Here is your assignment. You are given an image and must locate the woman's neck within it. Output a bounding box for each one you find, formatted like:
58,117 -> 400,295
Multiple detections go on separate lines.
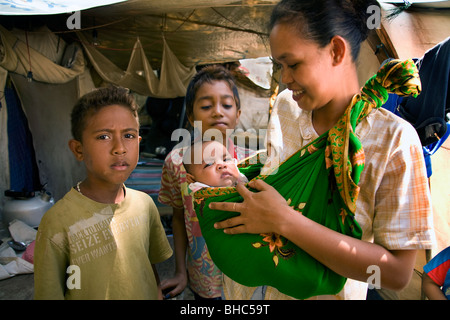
312,66 -> 360,135
311,93 -> 354,135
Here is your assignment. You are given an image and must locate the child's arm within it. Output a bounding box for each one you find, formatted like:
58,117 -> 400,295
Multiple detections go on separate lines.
422,272 -> 447,300
160,207 -> 188,298
152,264 -> 163,300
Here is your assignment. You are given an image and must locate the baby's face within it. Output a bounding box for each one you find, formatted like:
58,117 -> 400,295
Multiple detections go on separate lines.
190,141 -> 240,187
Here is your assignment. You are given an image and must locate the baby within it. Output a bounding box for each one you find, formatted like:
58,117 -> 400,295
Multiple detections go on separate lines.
183,140 -> 248,192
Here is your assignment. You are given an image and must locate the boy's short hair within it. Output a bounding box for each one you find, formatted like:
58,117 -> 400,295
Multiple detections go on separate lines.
71,85 -> 139,142
185,65 -> 241,120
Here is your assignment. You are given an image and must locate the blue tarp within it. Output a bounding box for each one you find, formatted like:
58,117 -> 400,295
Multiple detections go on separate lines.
5,84 -> 40,192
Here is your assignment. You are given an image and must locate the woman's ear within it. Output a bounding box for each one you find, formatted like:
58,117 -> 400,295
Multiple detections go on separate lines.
68,139 -> 84,161
330,35 -> 347,66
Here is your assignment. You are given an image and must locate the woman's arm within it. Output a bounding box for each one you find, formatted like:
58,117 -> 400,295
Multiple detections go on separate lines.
211,180 -> 416,291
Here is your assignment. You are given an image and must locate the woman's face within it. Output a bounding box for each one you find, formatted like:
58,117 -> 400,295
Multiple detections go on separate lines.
269,23 -> 337,112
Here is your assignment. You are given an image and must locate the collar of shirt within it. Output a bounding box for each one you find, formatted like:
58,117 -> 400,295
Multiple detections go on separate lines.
298,110 -> 318,143
297,107 -> 375,144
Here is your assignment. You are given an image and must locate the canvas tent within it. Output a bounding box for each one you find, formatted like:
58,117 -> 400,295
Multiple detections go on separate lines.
0,0 -> 280,200
0,0 -> 449,277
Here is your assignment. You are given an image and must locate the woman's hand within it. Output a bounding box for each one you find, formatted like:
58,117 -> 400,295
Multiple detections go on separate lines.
211,180 -> 418,291
210,179 -> 293,235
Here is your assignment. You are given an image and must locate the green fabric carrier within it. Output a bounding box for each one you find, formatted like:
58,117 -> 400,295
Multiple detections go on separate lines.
192,60 -> 421,299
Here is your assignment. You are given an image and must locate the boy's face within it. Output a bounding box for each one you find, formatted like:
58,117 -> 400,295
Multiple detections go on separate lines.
188,141 -> 240,187
69,104 -> 141,188
188,80 -> 241,139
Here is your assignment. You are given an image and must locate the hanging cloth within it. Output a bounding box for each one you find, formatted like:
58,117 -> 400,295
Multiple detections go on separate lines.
0,25 -> 85,84
77,32 -> 196,98
190,59 -> 421,299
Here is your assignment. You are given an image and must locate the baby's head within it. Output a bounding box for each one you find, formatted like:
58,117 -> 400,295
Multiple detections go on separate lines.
183,140 -> 241,187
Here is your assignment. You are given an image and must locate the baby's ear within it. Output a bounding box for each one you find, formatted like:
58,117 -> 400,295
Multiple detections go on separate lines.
186,173 -> 196,184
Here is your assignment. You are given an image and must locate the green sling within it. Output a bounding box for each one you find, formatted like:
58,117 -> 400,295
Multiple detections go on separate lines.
191,59 -> 421,299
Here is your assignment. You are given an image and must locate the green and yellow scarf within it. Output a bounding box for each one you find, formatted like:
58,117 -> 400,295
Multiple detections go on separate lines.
192,59 -> 421,299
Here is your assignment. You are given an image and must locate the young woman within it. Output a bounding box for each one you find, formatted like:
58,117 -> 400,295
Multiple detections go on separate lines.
211,0 -> 434,300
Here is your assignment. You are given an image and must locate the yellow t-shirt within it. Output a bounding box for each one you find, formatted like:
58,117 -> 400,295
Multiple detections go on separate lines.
34,186 -> 172,300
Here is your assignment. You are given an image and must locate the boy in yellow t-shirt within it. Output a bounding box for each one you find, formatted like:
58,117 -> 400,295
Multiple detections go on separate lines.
34,86 -> 172,299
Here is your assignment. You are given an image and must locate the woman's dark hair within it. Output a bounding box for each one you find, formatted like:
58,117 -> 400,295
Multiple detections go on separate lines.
71,85 -> 139,141
185,65 -> 240,120
269,0 -> 380,61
